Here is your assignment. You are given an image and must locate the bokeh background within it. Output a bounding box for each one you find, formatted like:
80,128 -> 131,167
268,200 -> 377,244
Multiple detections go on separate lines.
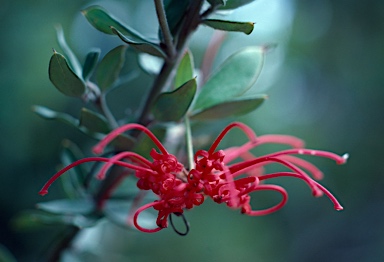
1,0 -> 383,261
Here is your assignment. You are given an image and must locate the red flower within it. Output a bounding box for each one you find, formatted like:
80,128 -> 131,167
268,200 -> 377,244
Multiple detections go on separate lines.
39,122 -> 347,233
39,124 -> 202,233
188,122 -> 348,215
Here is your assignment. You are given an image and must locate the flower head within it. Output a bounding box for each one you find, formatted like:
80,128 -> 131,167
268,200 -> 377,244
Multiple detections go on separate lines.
191,122 -> 348,214
39,122 -> 347,234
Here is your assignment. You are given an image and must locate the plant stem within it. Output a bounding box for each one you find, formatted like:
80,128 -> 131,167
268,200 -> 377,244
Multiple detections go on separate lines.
184,116 -> 195,170
47,1 -> 205,259
99,93 -> 119,129
175,0 -> 204,50
154,0 -> 176,58
91,79 -> 119,129
137,0 -> 204,126
137,60 -> 176,126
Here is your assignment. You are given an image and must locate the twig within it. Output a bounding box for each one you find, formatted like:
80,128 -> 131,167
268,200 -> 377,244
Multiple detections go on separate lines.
99,93 -> 119,129
184,116 -> 195,170
154,0 -> 176,58
46,0 -> 206,259
137,0 -> 204,126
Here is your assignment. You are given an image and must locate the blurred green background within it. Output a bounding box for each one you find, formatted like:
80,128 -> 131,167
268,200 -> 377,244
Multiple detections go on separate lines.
1,0 -> 383,261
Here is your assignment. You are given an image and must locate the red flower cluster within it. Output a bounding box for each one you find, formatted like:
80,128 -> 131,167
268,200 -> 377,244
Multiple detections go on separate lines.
39,122 -> 348,233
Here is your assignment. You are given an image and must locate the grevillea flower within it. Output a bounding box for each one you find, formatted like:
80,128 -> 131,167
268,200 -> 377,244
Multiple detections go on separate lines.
189,122 -> 348,216
39,124 -> 201,233
39,122 -> 347,233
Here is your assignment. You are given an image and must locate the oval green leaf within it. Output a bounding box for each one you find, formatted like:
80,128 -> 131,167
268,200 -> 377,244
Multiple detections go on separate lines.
96,45 -> 127,91
12,210 -> 61,230
203,19 -> 254,35
83,49 -> 100,80
104,200 -> 156,229
133,126 -> 166,158
13,210 -> 98,230
152,78 -> 197,122
36,199 -> 94,215
111,27 -> 166,58
79,108 -> 110,134
33,105 -> 105,140
110,134 -> 136,152
193,46 -> 264,111
174,50 -> 194,89
33,105 -> 79,126
82,5 -> 146,42
191,94 -> 267,120
55,25 -> 83,77
49,51 -> 86,97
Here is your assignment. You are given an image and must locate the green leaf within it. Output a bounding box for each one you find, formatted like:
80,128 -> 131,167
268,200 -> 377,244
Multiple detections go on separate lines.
111,27 -> 166,58
49,51 -> 86,97
203,19 -> 254,35
55,25 -> 83,77
13,210 -> 98,229
174,50 -> 194,89
109,71 -> 140,89
12,211 -> 48,231
32,105 -> 104,140
104,199 -> 156,230
193,46 -> 264,111
83,49 -> 100,80
60,140 -> 87,199
133,126 -> 166,158
82,5 -> 146,42
96,45 -> 127,91
110,134 -> 136,152
218,0 -> 256,10
33,105 -> 79,126
79,108 -> 110,134
191,94 -> 267,120
153,78 -> 197,122
36,199 -> 94,215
